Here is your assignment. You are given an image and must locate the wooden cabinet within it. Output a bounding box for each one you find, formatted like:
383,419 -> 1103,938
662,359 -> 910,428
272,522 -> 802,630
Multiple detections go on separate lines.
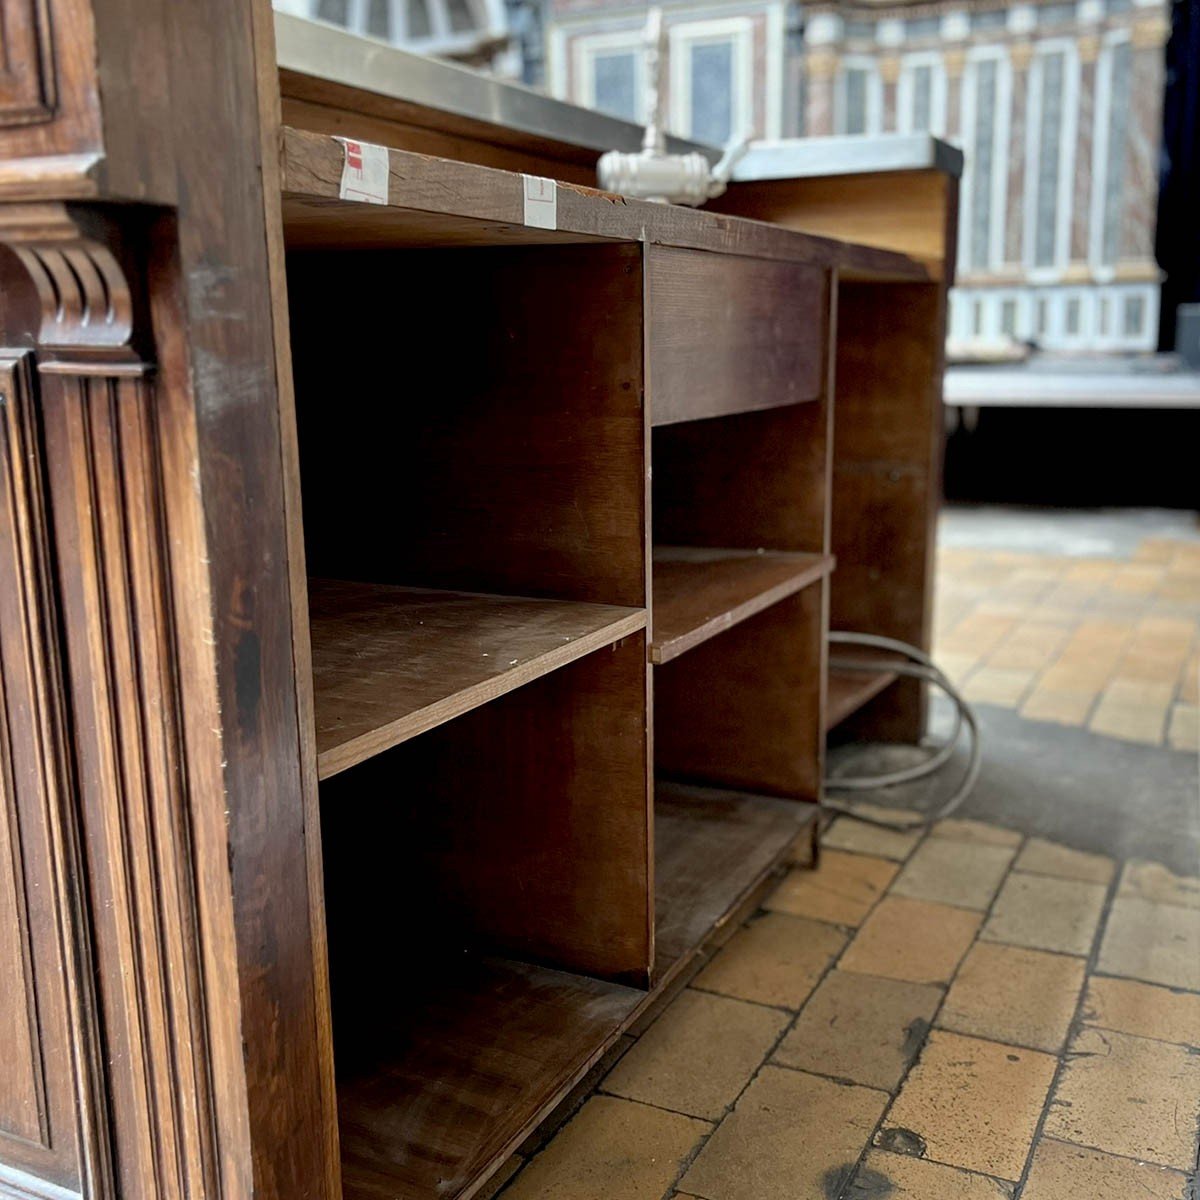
0,6 -> 954,1200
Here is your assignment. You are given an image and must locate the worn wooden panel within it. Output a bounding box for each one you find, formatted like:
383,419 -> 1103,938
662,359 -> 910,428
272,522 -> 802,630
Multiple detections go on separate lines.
320,631 -> 652,984
309,578 -> 645,778
647,246 -> 826,425
290,242 -> 648,608
334,957 -> 640,1200
654,783 -> 813,982
651,546 -> 832,664
830,281 -> 946,742
653,397 -> 831,557
655,587 -> 825,800
714,170 -> 957,281
0,353 -> 100,1198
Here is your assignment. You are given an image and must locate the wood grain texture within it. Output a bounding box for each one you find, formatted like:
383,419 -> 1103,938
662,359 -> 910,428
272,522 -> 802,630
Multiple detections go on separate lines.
830,281 -> 946,742
290,243 -> 647,608
651,546 -> 832,664
320,630 -> 653,985
652,393 -> 832,558
713,169 -> 957,281
654,782 -> 815,983
310,578 -> 645,778
655,587 -> 825,800
280,90 -> 600,185
280,126 -> 928,280
0,352 -> 102,1199
334,958 -> 641,1200
646,247 -> 825,425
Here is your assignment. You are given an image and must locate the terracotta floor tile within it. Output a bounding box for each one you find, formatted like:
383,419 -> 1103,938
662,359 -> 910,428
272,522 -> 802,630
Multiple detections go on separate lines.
693,912 -> 845,1010
1179,657 -> 1199,704
504,1095 -> 709,1200
1019,686 -> 1095,727
934,650 -> 981,684
1022,1139 -> 1189,1200
602,989 -> 786,1120
821,810 -> 923,862
1120,859 -> 1200,909
891,836 -> 1016,911
1088,698 -> 1169,745
847,1150 -> 1013,1198
930,818 -> 1022,848
1083,975 -> 1200,1046
939,942 -> 1085,1052
1097,895 -> 1200,991
982,873 -> 1106,956
878,1031 -> 1056,1180
679,1066 -> 886,1200
1045,1026 -> 1200,1168
840,896 -> 981,985
1167,703 -> 1199,750
765,849 -> 897,927
1012,837 -> 1115,884
964,667 -> 1036,706
774,970 -> 941,1090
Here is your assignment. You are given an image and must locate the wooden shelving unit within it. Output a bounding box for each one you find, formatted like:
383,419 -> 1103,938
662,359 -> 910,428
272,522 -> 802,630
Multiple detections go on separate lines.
0,12 -> 955,1200
309,579 -> 644,778
651,547 -> 833,665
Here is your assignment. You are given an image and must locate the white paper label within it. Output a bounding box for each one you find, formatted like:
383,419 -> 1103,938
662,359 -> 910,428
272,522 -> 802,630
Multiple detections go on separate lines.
336,138 -> 389,205
522,174 -> 557,229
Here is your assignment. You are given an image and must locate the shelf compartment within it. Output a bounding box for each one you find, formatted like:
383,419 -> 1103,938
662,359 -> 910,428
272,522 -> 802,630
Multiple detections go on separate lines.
651,546 -> 833,665
336,957 -> 641,1200
655,781 -> 817,984
310,578 -> 645,779
826,643 -> 904,731
331,783 -> 813,1200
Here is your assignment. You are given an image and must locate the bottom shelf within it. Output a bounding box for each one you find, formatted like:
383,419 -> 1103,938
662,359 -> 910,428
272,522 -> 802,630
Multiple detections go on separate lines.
826,644 -> 904,731
336,785 -> 817,1200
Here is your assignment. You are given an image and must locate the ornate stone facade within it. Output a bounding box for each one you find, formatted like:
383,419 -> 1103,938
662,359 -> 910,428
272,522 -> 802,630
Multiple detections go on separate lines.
543,0 -> 1169,352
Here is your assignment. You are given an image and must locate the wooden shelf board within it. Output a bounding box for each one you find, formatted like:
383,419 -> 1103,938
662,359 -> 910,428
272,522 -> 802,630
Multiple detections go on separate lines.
310,579 -> 645,779
654,781 -> 816,983
651,547 -> 833,665
337,957 -> 641,1200
826,644 -> 904,731
333,784 -> 815,1200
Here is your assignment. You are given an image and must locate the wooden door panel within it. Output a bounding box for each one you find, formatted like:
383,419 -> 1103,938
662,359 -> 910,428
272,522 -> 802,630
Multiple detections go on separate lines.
0,351 -> 95,1198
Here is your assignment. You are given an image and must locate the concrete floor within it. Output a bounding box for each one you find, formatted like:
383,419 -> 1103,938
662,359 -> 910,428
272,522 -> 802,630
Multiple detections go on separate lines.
490,507 -> 1200,1200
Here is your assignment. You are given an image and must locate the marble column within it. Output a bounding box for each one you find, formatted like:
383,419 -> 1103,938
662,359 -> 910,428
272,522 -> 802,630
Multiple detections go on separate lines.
1006,40 -> 1032,268
1122,12 -> 1169,263
1072,34 -> 1099,264
804,49 -> 838,136
880,53 -> 900,132
943,47 -> 965,143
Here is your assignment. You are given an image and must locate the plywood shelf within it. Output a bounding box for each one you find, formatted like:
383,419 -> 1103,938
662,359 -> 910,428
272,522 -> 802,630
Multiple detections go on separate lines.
337,957 -> 641,1200
826,644 -> 904,731
310,579 -> 645,779
333,782 -> 814,1200
654,781 -> 816,982
651,547 -> 833,665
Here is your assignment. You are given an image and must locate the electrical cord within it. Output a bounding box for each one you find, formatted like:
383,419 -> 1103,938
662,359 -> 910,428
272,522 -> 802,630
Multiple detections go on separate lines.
824,631 -> 982,831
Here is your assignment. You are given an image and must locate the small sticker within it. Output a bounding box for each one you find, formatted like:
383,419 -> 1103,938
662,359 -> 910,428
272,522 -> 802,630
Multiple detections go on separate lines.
336,138 -> 389,205
523,174 -> 557,230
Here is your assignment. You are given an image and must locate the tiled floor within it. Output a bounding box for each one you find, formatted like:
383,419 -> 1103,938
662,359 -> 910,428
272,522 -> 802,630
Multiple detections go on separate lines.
935,534 -> 1200,749
495,819 -> 1200,1200
489,512 -> 1200,1199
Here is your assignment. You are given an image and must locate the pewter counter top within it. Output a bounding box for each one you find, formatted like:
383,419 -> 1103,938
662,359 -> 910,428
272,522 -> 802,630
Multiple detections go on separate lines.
733,135 -> 962,181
